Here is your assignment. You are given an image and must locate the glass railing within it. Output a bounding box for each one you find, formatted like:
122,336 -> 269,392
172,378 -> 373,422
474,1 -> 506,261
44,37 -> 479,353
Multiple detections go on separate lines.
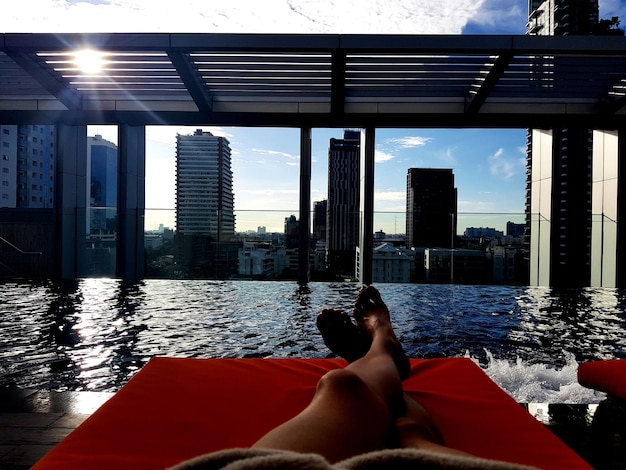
141,209 -> 527,284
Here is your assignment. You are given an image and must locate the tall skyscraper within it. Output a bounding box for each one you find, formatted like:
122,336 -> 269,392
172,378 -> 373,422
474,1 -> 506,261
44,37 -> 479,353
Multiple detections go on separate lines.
313,199 -> 327,243
85,134 -> 118,276
87,134 -> 117,235
525,0 -> 601,287
175,129 -> 235,238
326,130 -> 360,275
406,168 -> 457,249
0,125 -> 55,209
175,129 -> 236,277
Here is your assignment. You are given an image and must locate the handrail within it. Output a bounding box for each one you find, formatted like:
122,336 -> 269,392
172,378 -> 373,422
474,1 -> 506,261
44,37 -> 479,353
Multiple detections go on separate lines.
0,236 -> 42,278
0,259 -> 19,277
0,236 -> 42,256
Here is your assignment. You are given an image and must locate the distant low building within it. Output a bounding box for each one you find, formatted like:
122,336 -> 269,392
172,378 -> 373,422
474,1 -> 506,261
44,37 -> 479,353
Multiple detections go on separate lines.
425,248 -> 488,284
506,221 -> 524,238
463,227 -> 503,240
491,245 -> 519,285
238,242 -> 288,279
371,243 -> 414,283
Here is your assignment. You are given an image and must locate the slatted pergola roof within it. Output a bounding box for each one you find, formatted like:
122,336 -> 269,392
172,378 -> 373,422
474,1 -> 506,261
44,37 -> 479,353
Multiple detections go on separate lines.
2,33 -> 626,128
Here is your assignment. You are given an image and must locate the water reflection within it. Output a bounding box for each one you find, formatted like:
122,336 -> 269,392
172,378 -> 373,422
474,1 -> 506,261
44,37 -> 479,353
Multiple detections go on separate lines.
511,287 -> 626,366
1,279 -> 626,398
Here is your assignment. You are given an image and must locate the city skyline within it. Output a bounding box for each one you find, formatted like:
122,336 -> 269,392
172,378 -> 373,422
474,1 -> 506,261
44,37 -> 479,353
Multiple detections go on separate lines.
7,0 -> 626,234
90,125 -> 529,234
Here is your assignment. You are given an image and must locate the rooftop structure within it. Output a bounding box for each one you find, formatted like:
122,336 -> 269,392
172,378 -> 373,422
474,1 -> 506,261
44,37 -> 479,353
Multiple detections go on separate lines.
1,33 -> 626,129
1,32 -> 626,286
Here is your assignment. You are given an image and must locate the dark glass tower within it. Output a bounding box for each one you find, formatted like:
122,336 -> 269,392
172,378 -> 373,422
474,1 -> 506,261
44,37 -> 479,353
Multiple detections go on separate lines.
406,168 -> 457,249
326,130 -> 360,276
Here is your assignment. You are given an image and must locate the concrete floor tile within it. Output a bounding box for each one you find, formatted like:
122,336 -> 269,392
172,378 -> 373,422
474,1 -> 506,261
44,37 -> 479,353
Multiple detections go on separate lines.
52,413 -> 90,428
0,412 -> 63,427
1,444 -> 56,466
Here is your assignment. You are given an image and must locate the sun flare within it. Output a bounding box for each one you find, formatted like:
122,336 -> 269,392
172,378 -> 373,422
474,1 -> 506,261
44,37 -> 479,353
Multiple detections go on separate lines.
73,49 -> 107,74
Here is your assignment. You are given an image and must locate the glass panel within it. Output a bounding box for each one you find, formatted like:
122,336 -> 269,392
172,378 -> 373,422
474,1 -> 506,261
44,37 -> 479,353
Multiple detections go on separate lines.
81,127 -> 118,277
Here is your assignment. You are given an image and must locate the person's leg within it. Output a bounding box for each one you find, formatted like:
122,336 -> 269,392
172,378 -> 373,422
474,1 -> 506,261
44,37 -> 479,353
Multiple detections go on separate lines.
251,286 -> 407,463
395,395 -> 473,458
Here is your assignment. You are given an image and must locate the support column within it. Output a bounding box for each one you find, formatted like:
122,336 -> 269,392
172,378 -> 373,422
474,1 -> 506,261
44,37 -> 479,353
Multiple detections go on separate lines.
55,125 -> 87,280
117,125 -> 145,281
298,128 -> 312,285
528,129 -> 553,287
358,128 -> 375,285
618,129 -> 626,288
591,129 -> 619,287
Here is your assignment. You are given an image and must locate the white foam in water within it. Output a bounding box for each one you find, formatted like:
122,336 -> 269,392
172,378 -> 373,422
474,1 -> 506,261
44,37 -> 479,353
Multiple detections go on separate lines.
465,350 -> 607,404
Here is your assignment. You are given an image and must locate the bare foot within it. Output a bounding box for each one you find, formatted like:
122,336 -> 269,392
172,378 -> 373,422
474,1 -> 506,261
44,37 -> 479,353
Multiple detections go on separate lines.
353,286 -> 411,380
316,309 -> 371,363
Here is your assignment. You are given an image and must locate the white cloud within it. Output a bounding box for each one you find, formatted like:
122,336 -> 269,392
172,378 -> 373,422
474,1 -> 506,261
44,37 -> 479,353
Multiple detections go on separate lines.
439,148 -> 456,165
252,148 -> 298,160
458,200 -> 495,212
375,150 -> 396,163
237,188 -> 298,196
375,191 -> 405,201
1,0 -> 487,34
385,136 -> 433,149
468,0 -> 527,33
488,147 -> 522,180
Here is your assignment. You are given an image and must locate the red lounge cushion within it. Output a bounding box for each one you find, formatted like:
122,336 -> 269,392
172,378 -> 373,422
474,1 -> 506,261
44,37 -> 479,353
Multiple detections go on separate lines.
33,357 -> 591,470
578,359 -> 626,401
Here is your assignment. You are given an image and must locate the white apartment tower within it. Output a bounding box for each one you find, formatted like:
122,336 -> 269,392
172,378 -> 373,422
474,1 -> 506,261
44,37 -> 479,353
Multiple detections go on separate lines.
0,125 -> 56,209
175,129 -> 235,239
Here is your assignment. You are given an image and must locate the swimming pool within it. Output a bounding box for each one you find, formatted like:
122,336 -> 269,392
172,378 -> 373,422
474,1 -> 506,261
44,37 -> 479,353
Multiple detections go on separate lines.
1,279 -> 624,403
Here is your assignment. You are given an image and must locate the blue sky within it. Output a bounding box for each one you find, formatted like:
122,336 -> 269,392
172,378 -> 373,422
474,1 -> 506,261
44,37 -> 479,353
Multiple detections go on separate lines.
5,0 -> 626,232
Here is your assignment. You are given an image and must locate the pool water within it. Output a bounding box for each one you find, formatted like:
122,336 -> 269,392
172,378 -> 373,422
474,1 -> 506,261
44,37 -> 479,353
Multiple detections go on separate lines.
1,279 -> 624,403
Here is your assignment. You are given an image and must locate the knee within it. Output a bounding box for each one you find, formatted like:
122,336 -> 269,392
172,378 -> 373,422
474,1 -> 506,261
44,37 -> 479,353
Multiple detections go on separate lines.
316,369 -> 370,397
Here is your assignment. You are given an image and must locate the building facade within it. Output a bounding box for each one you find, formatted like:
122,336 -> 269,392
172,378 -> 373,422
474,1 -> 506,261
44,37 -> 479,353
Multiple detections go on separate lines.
406,168 -> 457,249
87,135 -> 117,235
370,242 -> 414,283
326,130 -> 360,276
313,199 -> 327,243
175,129 -> 235,238
525,0 -> 604,287
0,125 -> 56,209
175,129 -> 237,277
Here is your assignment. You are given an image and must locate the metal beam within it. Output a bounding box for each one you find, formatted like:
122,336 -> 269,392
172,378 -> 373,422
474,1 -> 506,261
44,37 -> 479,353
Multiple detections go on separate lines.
330,51 -> 346,116
465,52 -> 513,114
5,51 -> 82,111
167,51 -> 213,113
2,109 -> 625,129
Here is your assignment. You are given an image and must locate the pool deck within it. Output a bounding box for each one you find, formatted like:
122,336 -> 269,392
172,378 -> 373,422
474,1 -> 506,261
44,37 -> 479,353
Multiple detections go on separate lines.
0,388 -> 113,470
1,388 -> 624,470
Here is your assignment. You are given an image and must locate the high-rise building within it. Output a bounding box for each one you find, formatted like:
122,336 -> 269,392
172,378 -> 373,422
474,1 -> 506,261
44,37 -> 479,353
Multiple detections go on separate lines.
313,200 -> 327,243
175,129 -> 235,238
284,214 -> 299,249
175,129 -> 237,277
87,134 -> 117,235
525,0 -> 600,287
326,130 -> 360,275
85,134 -> 118,276
406,168 -> 457,249
0,125 -> 55,209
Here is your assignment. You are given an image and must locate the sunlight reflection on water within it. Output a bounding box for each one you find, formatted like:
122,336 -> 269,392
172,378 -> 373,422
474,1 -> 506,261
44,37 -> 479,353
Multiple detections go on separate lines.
1,279 -> 624,403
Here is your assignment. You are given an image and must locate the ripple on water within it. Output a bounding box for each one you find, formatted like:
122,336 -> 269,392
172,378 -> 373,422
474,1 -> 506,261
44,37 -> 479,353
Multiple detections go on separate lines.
1,279 -> 625,402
